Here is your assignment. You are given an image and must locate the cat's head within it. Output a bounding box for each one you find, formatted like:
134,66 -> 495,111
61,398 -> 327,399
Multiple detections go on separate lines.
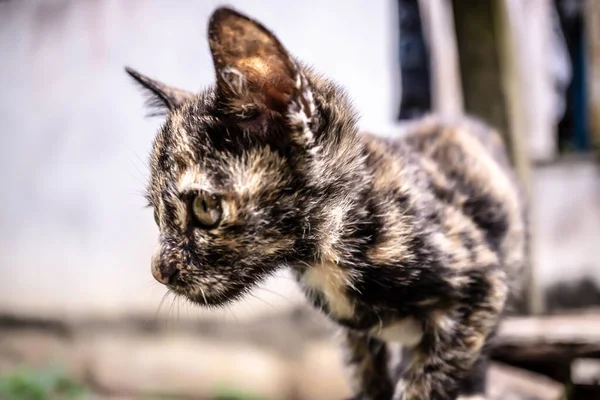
126,7 -> 366,307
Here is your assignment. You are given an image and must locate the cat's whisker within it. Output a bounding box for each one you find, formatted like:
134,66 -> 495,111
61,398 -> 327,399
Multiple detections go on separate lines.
223,303 -> 239,324
153,290 -> 171,322
254,286 -> 294,304
199,287 -> 209,306
167,294 -> 177,324
127,147 -> 150,172
126,169 -> 150,190
247,291 -> 276,309
126,154 -> 150,183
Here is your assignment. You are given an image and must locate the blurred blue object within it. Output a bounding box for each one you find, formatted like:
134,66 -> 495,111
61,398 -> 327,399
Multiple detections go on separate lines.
396,0 -> 431,120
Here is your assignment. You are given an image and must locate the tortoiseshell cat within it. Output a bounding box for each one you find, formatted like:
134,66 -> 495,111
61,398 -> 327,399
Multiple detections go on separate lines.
126,7 -> 527,400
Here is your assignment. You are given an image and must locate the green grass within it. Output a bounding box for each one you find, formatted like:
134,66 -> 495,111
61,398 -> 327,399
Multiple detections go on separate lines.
211,386 -> 269,400
0,365 -> 270,400
0,365 -> 88,400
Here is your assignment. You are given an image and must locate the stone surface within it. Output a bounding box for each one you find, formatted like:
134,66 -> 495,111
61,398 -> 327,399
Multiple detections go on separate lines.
488,362 -> 564,400
87,334 -> 294,399
0,317 -> 570,400
296,339 -> 352,400
0,331 -> 86,380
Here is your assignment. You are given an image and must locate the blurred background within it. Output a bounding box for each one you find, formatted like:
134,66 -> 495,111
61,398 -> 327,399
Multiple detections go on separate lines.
0,0 -> 599,399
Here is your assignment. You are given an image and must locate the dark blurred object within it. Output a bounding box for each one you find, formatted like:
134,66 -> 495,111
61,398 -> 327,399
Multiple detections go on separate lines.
492,313 -> 600,400
450,0 -> 510,140
546,276 -> 600,313
555,0 -> 591,152
396,0 -> 431,120
586,0 -> 600,152
487,362 -> 563,400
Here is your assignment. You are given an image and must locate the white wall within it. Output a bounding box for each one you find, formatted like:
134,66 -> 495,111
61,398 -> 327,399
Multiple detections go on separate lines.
532,161 -> 600,293
0,0 -> 400,319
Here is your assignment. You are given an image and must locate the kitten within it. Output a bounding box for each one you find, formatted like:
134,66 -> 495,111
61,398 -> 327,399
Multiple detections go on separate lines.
126,7 -> 527,400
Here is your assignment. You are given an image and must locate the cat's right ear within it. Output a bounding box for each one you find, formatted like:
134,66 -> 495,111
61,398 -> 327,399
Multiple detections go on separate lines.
125,67 -> 195,116
207,7 -> 314,126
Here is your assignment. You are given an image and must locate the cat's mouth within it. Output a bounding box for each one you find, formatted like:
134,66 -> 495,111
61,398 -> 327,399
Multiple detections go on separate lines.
154,255 -> 272,308
169,281 -> 249,308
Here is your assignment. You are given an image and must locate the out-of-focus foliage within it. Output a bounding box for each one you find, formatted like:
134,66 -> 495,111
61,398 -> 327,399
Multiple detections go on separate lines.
0,365 -> 88,400
212,385 -> 270,400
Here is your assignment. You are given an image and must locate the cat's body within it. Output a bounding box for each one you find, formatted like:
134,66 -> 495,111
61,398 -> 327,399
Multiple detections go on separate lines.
293,112 -> 527,400
126,7 -> 527,400
290,102 -> 527,400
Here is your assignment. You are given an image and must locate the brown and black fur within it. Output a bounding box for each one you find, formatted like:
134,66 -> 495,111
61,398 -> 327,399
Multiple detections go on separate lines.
125,7 -> 528,400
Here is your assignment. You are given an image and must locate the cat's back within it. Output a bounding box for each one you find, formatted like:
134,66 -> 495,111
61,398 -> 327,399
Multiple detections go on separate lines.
363,115 -> 527,289
398,115 -> 524,224
364,115 -> 519,199
400,115 -> 513,174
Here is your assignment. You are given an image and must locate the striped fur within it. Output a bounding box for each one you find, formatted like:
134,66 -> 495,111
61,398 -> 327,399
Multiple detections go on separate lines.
126,7 -> 528,400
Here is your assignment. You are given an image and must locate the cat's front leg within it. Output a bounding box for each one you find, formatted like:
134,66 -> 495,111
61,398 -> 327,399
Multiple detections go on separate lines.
342,329 -> 395,400
393,269 -> 507,400
393,349 -> 492,400
392,328 -> 490,400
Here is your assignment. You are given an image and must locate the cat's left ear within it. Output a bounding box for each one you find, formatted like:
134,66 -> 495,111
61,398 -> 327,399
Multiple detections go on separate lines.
125,67 -> 195,116
208,7 -> 315,134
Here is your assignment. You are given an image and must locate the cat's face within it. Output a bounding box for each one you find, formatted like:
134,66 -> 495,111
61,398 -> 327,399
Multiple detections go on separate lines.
126,7 -> 333,306
143,106 -> 304,306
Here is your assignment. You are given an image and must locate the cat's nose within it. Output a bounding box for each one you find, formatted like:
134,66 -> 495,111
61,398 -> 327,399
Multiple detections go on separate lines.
152,261 -> 178,285
151,246 -> 178,285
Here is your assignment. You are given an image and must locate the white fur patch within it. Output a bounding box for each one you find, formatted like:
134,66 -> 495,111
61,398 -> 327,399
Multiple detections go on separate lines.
371,318 -> 424,348
227,149 -> 281,197
432,311 -> 456,336
178,167 -> 213,193
288,73 -> 315,146
221,67 -> 246,95
317,199 -> 353,262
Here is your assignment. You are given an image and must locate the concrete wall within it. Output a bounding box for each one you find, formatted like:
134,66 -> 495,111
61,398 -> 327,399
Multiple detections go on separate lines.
532,159 -> 600,311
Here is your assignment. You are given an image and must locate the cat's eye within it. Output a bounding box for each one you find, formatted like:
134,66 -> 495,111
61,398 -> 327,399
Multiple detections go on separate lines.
192,192 -> 222,229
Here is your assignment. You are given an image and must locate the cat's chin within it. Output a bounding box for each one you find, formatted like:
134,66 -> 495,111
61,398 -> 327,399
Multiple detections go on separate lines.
173,285 -> 248,309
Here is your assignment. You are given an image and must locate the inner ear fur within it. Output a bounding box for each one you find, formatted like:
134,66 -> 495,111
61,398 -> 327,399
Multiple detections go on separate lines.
207,7 -> 301,114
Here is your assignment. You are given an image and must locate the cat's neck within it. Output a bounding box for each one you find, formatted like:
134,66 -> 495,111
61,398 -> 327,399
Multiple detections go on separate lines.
299,129 -> 425,269
293,69 -> 429,272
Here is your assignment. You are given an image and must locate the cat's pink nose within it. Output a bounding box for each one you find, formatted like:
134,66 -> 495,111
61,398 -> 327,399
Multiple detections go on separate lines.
151,260 -> 178,285
151,246 -> 177,285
